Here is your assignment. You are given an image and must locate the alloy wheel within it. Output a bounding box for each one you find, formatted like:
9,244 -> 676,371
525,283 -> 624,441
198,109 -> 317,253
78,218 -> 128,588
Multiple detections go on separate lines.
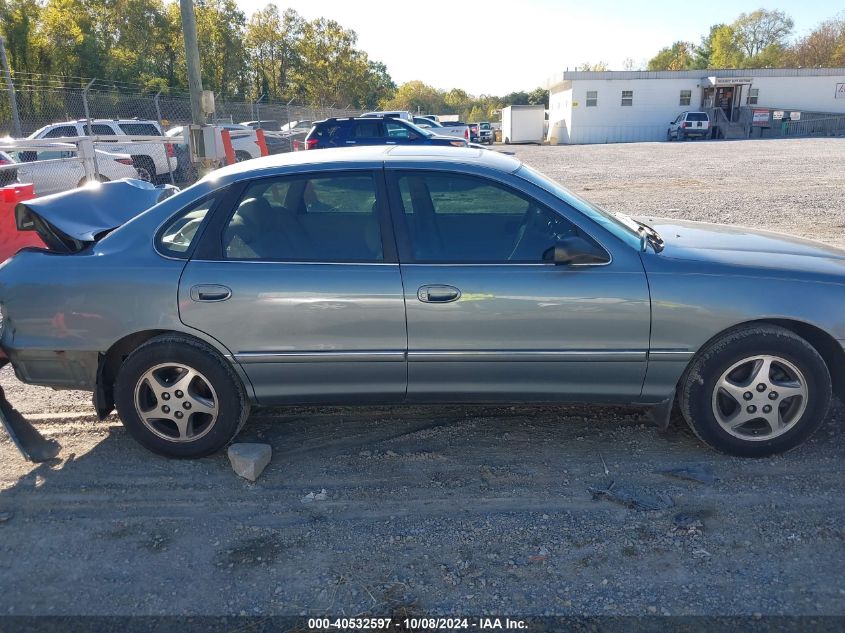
711,354 -> 807,441
134,363 -> 219,442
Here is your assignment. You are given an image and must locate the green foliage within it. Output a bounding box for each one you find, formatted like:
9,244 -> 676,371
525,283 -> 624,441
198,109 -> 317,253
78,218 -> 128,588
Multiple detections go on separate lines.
642,7 -> 845,70
647,41 -> 696,71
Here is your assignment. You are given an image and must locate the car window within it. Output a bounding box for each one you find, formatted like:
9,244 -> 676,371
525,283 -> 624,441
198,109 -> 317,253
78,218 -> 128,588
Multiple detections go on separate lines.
353,120 -> 382,138
42,125 -> 79,138
396,172 -> 590,263
311,123 -> 346,144
223,173 -> 383,262
385,121 -> 412,139
686,113 -> 708,121
158,196 -> 218,257
91,124 -> 116,136
119,123 -> 161,136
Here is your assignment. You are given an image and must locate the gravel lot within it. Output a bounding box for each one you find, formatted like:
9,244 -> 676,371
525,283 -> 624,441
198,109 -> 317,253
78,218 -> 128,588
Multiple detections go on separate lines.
1,138 -> 844,619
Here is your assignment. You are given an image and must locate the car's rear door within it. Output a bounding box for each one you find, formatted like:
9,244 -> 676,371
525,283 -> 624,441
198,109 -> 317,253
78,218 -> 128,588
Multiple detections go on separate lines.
178,167 -> 408,405
386,166 -> 651,402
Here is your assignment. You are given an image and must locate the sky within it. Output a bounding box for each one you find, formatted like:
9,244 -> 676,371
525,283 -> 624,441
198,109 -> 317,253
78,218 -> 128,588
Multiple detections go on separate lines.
236,0 -> 842,96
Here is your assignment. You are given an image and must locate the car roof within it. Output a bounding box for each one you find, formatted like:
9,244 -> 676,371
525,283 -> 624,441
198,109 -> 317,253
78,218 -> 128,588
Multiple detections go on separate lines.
203,146 -> 522,182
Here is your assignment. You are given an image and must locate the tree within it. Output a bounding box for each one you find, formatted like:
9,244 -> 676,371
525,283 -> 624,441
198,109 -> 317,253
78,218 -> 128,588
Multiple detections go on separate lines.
787,15 -> 845,67
733,9 -> 794,58
709,24 -> 745,68
527,86 -> 548,107
380,80 -> 443,113
576,61 -> 608,71
647,41 -> 696,70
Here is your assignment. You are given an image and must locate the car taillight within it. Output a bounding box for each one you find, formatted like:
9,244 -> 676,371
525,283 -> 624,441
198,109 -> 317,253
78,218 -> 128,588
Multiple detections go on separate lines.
166,143 -> 175,157
116,158 -> 133,165
681,122 -> 688,128
305,138 -> 318,150
464,129 -> 469,139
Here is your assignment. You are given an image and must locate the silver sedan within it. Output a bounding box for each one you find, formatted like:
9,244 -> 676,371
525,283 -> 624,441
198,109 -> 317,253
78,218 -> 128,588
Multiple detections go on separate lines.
1,147 -> 843,458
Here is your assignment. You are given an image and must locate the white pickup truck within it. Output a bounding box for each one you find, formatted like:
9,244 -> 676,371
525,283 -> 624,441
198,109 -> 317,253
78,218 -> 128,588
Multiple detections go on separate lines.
411,116 -> 470,142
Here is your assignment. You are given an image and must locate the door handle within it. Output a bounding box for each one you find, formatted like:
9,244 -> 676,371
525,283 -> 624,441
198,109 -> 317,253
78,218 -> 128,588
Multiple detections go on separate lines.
417,285 -> 461,303
190,284 -> 232,302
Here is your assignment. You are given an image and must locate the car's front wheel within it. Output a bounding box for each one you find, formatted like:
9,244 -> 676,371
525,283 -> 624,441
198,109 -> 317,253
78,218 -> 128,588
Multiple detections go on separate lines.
114,334 -> 250,458
679,325 -> 831,457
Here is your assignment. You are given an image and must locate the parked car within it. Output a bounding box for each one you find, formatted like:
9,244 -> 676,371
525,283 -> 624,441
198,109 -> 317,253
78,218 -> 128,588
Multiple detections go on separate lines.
280,120 -> 312,133
407,117 -> 470,142
0,151 -> 18,186
216,124 -> 263,161
3,145 -> 844,459
240,120 -> 282,132
477,122 -> 494,144
360,110 -> 412,121
26,119 -> 176,183
667,112 -> 711,141
11,145 -> 140,196
296,118 -> 468,150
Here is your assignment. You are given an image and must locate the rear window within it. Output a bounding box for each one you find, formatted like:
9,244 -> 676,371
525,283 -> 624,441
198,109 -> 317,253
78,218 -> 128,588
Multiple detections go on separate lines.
119,123 -> 161,136
312,123 -> 348,142
685,113 -> 709,122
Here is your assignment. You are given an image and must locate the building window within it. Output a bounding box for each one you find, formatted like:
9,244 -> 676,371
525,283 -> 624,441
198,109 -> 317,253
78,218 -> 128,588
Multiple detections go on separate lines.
621,90 -> 633,106
747,88 -> 759,105
586,91 -> 598,107
679,90 -> 691,106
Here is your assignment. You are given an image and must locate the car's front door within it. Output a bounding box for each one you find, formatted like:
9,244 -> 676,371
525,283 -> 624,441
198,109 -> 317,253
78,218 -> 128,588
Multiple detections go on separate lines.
386,168 -> 652,402
178,169 -> 408,405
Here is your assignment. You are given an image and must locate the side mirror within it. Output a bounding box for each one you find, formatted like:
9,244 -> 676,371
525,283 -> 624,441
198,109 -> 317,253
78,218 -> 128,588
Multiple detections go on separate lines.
543,236 -> 610,265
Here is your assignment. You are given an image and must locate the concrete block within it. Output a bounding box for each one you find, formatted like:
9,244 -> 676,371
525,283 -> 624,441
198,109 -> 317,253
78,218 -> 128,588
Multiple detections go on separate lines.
227,443 -> 272,482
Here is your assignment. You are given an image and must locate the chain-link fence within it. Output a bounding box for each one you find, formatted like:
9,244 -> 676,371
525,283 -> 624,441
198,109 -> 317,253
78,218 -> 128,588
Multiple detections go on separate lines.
0,76 -> 365,192
0,77 -> 362,138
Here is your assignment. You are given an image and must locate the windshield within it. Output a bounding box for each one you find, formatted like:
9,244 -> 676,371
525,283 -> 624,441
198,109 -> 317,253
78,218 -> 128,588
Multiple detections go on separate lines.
515,164 -> 643,250
480,123 -> 491,130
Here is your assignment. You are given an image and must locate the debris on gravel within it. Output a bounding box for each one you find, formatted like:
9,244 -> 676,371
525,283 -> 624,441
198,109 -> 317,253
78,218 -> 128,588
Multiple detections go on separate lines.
227,443 -> 272,481
656,464 -> 719,485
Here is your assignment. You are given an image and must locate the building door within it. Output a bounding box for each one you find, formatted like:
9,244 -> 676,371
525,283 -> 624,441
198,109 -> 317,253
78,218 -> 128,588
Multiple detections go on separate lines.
716,87 -> 734,120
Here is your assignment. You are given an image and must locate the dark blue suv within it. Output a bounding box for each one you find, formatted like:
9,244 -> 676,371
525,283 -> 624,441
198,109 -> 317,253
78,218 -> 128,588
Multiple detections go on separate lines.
298,117 -> 468,150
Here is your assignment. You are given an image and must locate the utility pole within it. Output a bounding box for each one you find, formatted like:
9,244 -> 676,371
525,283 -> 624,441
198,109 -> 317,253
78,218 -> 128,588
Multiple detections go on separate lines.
179,0 -> 205,125
0,36 -> 22,138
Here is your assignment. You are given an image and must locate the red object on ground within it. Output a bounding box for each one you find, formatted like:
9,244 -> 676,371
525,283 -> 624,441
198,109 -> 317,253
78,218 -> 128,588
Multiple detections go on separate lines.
220,129 -> 236,166
0,184 -> 44,262
255,129 -> 269,157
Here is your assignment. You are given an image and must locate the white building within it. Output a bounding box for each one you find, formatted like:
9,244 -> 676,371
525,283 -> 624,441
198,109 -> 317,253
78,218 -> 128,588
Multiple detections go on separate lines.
546,68 -> 845,144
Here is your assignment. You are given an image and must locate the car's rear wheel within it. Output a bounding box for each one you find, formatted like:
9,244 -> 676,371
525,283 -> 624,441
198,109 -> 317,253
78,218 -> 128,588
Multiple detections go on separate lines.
235,150 -> 252,163
115,334 -> 250,458
679,325 -> 831,457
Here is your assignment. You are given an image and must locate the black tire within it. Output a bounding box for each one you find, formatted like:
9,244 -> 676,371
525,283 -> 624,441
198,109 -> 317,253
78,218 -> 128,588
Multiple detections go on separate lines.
678,130 -> 686,141
678,325 -> 831,457
132,156 -> 156,182
666,129 -> 673,141
114,334 -> 250,458
235,150 -> 252,163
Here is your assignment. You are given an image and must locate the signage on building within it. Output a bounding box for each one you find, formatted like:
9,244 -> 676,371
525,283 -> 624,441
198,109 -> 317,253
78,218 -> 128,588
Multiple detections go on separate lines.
772,111 -> 784,120
713,77 -> 753,86
836,83 -> 845,98
752,109 -> 770,125
790,112 -> 801,121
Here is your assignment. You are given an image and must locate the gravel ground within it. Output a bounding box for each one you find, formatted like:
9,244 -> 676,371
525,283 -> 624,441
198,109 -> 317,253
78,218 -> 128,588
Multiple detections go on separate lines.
1,138 -> 844,619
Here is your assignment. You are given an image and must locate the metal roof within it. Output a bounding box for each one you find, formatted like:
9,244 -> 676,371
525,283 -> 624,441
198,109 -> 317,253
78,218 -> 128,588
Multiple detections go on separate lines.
546,67 -> 845,87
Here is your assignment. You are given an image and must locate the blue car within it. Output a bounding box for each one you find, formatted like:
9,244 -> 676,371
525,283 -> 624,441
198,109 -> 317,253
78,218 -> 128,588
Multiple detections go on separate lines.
2,146 -> 843,459
298,117 -> 468,150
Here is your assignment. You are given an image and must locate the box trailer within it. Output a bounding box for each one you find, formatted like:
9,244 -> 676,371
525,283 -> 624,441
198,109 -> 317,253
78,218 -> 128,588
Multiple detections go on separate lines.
501,105 -> 545,144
